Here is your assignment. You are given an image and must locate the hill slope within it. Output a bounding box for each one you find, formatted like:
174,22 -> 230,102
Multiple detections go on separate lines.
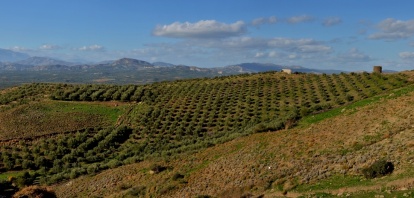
53,79 -> 414,197
0,72 -> 413,197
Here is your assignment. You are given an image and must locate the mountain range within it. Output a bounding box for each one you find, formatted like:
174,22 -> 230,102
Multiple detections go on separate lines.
0,48 -> 389,89
0,49 -> 30,62
0,56 -> 342,74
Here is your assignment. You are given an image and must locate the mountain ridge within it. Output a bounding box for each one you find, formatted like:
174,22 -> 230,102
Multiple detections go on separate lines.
0,49 -> 30,62
0,55 -> 347,74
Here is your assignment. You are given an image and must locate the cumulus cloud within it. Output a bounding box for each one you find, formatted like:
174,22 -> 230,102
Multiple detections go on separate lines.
39,44 -> 61,50
77,44 -> 105,52
251,16 -> 278,26
212,37 -> 267,49
152,20 -> 246,39
267,38 -> 332,53
196,37 -> 332,54
368,18 -> 414,40
296,45 -> 332,53
322,17 -> 342,27
287,15 -> 315,24
254,51 -> 283,58
399,51 -> 414,59
338,48 -> 372,62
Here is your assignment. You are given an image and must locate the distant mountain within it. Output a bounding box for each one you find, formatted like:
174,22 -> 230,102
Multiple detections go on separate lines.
96,60 -> 115,65
110,58 -> 153,68
0,57 -> 352,88
0,49 -> 30,62
15,56 -> 76,66
0,56 -> 346,75
0,62 -> 32,70
152,62 -> 176,67
227,63 -> 285,72
223,63 -> 343,74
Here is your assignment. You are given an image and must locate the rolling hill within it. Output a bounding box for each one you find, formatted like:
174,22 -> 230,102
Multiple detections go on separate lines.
1,71 -> 414,197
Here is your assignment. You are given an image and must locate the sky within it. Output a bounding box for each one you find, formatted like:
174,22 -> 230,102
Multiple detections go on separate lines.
2,0 -> 414,71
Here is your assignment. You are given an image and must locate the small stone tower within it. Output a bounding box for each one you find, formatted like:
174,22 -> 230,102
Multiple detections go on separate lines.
373,66 -> 382,73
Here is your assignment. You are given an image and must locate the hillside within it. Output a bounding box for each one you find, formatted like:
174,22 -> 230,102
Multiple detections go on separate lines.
0,71 -> 414,197
52,82 -> 414,197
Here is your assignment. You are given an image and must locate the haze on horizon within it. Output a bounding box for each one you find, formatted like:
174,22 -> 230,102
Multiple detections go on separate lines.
2,0 -> 414,71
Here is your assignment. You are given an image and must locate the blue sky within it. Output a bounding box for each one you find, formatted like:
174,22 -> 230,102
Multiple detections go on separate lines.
2,0 -> 414,71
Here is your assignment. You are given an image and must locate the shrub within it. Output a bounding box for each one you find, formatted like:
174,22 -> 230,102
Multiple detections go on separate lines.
87,164 -> 100,174
362,160 -> 394,179
125,186 -> 146,196
12,185 -> 56,198
149,164 -> 166,174
14,171 -> 35,188
196,195 -> 212,198
172,173 -> 185,181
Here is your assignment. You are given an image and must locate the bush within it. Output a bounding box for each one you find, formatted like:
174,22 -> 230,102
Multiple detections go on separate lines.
149,164 -> 166,174
362,160 -> 394,179
172,173 -> 185,181
87,164 -> 100,174
125,186 -> 146,196
12,185 -> 56,198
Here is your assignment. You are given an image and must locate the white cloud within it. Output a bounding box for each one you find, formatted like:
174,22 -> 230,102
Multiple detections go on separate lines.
152,20 -> 246,39
287,15 -> 315,24
194,37 -> 332,55
399,51 -> 414,59
254,52 -> 266,58
251,16 -> 278,26
368,18 -> 414,40
322,17 -> 342,27
268,38 -> 317,47
254,51 -> 282,58
8,46 -> 30,52
297,45 -> 332,53
267,38 -> 332,53
338,48 -> 372,62
288,54 -> 298,59
268,51 -> 280,58
39,44 -> 61,50
77,44 -> 105,52
212,37 -> 267,49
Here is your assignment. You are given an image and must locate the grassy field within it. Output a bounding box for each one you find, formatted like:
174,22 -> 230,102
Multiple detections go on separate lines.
0,101 -> 125,140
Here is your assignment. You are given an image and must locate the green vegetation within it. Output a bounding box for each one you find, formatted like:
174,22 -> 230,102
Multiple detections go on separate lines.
295,175 -> 370,192
362,160 -> 394,179
0,71 -> 412,195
